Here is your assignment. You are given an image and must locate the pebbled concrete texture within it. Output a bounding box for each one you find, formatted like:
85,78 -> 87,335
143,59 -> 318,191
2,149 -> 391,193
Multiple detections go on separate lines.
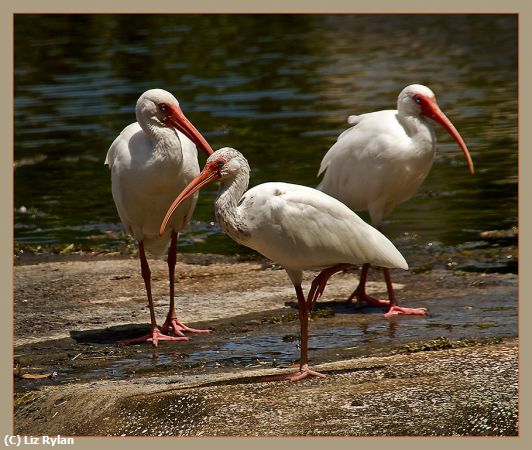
14,249 -> 518,436
14,341 -> 517,436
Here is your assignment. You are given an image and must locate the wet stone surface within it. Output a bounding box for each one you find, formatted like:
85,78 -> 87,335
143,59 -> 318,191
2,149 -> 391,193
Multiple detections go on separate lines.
14,248 -> 518,436
14,341 -> 518,437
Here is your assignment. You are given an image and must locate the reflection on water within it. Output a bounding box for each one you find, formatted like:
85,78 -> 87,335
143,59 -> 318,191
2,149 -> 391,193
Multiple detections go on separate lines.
83,291 -> 517,380
14,14 -> 518,254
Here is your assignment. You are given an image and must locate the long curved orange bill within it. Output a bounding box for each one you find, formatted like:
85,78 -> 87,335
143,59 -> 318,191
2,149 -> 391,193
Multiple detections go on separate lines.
165,106 -> 214,157
425,99 -> 474,175
159,163 -> 221,236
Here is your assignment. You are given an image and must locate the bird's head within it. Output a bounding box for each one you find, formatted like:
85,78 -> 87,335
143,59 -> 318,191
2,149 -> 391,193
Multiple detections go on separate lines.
398,84 -> 437,117
205,147 -> 249,179
398,84 -> 474,175
159,148 -> 248,236
136,89 -> 213,156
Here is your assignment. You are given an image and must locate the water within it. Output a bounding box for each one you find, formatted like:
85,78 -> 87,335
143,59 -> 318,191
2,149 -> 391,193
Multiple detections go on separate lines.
70,289 -> 518,381
14,14 -> 518,255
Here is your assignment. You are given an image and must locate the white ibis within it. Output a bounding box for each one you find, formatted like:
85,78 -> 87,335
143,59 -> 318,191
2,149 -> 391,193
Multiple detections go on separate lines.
160,148 -> 408,381
318,84 -> 474,317
105,89 -> 214,346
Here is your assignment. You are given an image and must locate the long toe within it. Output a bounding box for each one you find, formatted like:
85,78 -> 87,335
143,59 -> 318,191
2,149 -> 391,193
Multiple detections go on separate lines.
160,321 -> 187,337
259,367 -> 326,383
164,318 -> 211,335
356,293 -> 391,308
289,368 -> 327,381
384,306 -> 428,318
118,327 -> 190,347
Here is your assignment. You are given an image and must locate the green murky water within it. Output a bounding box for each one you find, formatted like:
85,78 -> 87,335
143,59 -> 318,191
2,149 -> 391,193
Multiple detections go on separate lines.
14,14 -> 518,255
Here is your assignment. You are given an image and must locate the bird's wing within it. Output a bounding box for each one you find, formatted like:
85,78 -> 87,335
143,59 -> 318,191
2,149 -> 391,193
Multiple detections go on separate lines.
347,114 -> 361,125
335,112 -> 375,142
318,111 -> 399,177
315,110 -> 416,225
104,123 -> 142,169
242,183 -> 407,271
319,114 -> 370,177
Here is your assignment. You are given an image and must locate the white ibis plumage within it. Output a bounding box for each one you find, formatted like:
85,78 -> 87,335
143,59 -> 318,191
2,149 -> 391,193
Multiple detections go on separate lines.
318,84 -> 474,317
105,89 -> 214,346
160,147 -> 408,381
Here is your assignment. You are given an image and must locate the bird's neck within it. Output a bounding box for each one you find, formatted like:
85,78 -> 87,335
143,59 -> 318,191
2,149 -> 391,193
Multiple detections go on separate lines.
398,114 -> 436,150
214,168 -> 250,242
143,121 -> 184,161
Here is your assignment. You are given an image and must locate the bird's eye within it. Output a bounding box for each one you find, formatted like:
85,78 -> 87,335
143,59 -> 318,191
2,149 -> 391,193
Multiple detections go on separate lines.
217,160 -> 225,168
413,95 -> 422,104
159,103 -> 168,112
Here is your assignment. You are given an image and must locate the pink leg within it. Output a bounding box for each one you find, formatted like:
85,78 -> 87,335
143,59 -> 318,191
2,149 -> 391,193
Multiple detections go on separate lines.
382,268 -> 427,317
348,265 -> 427,317
347,263 -> 391,307
307,264 -> 353,311
160,231 -> 211,336
260,285 -> 326,382
119,240 -> 189,347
